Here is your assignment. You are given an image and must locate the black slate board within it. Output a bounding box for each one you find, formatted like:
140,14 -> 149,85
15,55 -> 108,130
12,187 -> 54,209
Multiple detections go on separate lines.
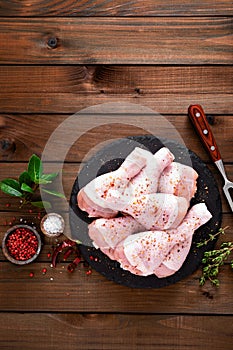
69,136 -> 222,288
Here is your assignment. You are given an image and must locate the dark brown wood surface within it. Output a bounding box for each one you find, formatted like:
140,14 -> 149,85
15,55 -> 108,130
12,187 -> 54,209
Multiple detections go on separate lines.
0,18 -> 232,64
1,314 -> 232,350
0,2 -> 232,350
0,0 -> 233,16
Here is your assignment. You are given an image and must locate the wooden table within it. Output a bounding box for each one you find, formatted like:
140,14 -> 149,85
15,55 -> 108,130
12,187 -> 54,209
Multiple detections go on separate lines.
0,1 -> 233,349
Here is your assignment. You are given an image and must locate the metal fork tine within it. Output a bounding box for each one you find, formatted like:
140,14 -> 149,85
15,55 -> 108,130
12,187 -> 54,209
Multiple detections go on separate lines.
223,186 -> 233,212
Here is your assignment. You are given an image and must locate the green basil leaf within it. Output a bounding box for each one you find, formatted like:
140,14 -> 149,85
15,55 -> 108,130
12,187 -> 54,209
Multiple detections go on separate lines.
0,178 -> 23,197
19,171 -> 32,186
28,154 -> 43,183
31,201 -> 51,209
42,188 -> 66,199
21,183 -> 34,193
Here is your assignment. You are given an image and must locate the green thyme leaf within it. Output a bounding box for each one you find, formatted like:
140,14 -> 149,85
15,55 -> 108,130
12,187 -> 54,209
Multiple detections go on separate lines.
197,227 -> 228,248
212,279 -> 220,287
199,228 -> 233,287
199,276 -> 206,286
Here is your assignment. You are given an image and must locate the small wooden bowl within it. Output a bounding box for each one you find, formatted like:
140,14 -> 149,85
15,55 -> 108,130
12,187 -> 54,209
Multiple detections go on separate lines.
40,213 -> 65,238
2,225 -> 42,265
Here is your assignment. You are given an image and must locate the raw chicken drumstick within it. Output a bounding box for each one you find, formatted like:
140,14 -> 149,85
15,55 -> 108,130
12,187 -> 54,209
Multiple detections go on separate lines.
78,146 -> 174,218
122,192 -> 189,230
88,216 -> 144,260
114,203 -> 212,277
78,147 -> 148,218
154,203 -> 212,278
158,162 -> 198,202
126,147 -> 174,198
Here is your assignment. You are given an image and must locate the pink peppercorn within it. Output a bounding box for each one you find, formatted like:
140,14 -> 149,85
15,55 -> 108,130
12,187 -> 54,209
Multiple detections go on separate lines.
6,227 -> 38,261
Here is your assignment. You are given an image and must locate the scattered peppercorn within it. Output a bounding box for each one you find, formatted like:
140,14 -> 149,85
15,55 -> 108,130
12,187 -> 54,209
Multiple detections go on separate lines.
29,272 -> 34,278
42,268 -> 47,274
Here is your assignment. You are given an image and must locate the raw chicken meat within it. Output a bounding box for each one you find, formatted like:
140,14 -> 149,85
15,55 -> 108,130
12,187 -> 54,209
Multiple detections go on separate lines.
77,147 -> 148,218
126,147 -> 174,198
114,203 -> 212,276
158,162 -> 198,202
123,193 -> 189,230
78,144 -> 208,279
88,216 -> 144,260
154,203 -> 212,278
78,146 -> 175,218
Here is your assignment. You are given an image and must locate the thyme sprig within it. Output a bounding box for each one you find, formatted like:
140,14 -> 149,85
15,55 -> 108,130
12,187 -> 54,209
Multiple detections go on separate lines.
198,227 -> 233,287
196,226 -> 228,248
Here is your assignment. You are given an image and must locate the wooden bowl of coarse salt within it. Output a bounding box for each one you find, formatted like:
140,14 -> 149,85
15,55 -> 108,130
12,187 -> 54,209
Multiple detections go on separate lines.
40,213 -> 65,237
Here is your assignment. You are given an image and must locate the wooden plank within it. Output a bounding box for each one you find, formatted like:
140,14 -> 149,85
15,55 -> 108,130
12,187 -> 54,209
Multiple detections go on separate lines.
1,93 -> 233,114
0,115 -> 232,162
0,261 -> 232,313
0,0 -> 232,16
0,18 -> 232,64
1,65 -> 233,94
0,313 -> 232,350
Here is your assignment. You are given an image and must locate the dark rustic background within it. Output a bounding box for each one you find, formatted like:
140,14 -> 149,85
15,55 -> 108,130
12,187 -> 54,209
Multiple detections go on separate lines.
0,1 -> 233,349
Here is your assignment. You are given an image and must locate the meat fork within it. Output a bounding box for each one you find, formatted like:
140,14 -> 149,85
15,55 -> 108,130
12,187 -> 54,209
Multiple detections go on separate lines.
188,104 -> 233,212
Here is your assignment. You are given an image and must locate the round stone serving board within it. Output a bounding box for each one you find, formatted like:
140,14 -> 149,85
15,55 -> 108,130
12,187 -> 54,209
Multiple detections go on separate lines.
69,135 -> 222,288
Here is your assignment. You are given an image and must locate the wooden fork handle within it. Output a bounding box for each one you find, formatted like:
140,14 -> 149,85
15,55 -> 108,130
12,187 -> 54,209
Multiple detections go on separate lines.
188,104 -> 222,162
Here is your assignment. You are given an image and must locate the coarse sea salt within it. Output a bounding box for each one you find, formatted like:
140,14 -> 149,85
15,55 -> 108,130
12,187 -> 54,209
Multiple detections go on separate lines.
41,213 -> 64,237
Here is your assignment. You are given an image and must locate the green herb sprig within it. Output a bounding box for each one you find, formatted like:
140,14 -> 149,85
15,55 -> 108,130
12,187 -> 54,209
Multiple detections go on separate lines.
0,154 -> 65,209
198,227 -> 233,287
196,227 -> 227,248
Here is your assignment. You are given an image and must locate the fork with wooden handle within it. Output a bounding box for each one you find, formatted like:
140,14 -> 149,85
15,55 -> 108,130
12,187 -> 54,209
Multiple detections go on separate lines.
188,104 -> 233,212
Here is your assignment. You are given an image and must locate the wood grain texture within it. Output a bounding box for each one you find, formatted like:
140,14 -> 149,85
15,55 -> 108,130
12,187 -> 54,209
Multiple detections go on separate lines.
1,93 -> 233,114
1,64 -> 232,113
0,0 -> 232,346
0,115 -> 232,162
0,262 -> 232,313
1,65 -> 232,94
0,313 -> 233,350
0,0 -> 233,16
0,18 -> 232,64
